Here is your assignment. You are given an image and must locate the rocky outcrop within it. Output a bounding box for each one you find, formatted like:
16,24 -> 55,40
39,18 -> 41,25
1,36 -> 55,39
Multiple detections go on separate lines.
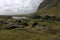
38,0 -> 60,10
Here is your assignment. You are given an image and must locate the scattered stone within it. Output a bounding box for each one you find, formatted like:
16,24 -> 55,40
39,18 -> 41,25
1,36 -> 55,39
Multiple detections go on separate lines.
6,25 -> 19,30
15,20 -> 22,23
32,23 -> 39,28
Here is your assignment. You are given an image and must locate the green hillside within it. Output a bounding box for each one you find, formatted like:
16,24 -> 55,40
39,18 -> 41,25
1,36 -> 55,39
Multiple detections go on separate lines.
33,6 -> 60,16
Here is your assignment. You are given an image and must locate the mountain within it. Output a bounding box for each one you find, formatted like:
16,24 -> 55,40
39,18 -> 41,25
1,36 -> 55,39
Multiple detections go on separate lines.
38,0 -> 60,10
31,0 -> 60,17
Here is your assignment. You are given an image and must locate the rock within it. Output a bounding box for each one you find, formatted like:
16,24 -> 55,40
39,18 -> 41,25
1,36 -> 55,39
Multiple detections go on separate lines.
15,20 -> 22,24
6,25 -> 19,30
32,23 -> 39,28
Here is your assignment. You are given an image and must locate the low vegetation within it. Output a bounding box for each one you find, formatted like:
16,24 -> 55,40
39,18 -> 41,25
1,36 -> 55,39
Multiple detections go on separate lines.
0,14 -> 60,40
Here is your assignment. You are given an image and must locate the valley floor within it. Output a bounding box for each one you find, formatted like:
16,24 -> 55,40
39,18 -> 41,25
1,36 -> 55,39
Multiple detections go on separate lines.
0,17 -> 60,40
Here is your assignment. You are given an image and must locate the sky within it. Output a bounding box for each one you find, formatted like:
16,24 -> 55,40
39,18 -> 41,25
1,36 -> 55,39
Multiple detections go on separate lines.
0,0 -> 44,15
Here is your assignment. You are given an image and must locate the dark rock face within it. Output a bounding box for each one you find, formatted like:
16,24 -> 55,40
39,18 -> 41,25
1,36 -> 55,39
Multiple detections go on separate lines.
38,0 -> 52,9
38,0 -> 60,10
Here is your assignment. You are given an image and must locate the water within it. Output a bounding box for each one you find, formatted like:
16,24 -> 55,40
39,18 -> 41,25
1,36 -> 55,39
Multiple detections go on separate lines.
12,17 -> 30,19
0,0 -> 44,15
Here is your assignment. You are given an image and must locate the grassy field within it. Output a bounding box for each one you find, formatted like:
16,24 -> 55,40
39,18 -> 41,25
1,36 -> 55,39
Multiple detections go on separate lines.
0,28 -> 59,40
0,18 -> 60,40
0,26 -> 60,40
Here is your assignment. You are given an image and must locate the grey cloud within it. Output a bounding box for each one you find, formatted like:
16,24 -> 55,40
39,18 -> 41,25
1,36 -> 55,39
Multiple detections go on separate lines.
0,0 -> 44,15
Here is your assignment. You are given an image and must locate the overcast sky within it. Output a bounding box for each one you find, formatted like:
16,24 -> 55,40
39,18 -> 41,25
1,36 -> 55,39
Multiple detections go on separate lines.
0,0 -> 44,15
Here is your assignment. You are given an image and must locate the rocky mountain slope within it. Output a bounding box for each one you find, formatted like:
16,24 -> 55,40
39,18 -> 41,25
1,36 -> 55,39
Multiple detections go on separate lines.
38,0 -> 60,10
31,0 -> 60,17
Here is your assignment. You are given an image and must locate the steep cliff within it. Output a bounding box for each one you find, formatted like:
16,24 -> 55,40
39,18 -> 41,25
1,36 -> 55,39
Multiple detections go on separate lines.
38,0 -> 60,10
